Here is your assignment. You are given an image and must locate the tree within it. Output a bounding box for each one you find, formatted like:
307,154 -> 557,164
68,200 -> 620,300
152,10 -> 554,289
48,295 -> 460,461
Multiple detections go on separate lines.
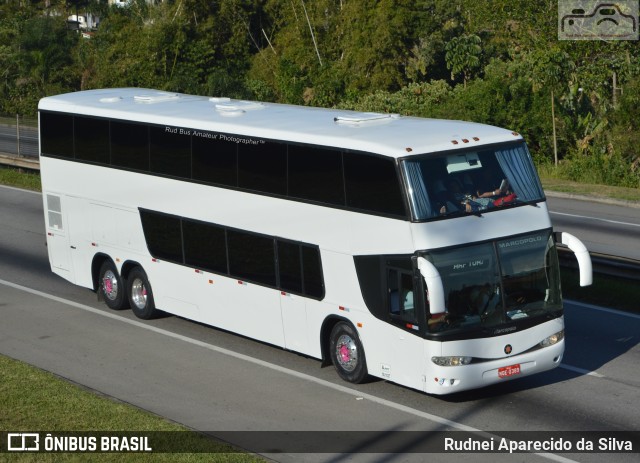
444,34 -> 482,88
7,13 -> 80,114
530,48 -> 575,166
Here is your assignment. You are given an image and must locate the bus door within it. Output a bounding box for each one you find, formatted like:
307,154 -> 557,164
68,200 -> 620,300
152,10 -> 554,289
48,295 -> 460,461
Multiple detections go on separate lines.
385,264 -> 427,390
44,193 -> 73,280
280,292 -> 308,352
277,240 -> 311,352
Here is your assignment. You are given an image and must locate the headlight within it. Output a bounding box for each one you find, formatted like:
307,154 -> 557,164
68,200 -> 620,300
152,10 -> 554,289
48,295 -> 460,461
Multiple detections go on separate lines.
431,356 -> 473,366
539,330 -> 564,347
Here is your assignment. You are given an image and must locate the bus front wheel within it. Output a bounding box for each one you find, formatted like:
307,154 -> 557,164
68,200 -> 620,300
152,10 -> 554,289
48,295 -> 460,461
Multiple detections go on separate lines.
99,260 -> 128,310
329,322 -> 368,384
127,267 -> 159,320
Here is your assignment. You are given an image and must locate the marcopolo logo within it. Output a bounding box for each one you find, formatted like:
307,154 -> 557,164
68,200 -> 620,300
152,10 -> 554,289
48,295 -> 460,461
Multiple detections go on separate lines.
559,1 -> 638,40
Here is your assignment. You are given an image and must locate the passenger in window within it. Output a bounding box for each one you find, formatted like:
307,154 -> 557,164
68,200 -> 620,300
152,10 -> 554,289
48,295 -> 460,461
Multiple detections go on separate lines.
477,178 -> 519,207
389,288 -> 414,314
428,312 -> 448,331
436,179 -> 492,214
476,178 -> 509,199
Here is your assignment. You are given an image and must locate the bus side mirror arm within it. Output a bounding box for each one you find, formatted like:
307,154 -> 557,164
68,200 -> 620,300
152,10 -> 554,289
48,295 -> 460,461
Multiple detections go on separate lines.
415,257 -> 446,315
556,232 -> 593,287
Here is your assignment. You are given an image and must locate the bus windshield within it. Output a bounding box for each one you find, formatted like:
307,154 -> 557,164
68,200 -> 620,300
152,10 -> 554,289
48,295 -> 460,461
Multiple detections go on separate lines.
424,230 -> 562,335
402,142 -> 545,221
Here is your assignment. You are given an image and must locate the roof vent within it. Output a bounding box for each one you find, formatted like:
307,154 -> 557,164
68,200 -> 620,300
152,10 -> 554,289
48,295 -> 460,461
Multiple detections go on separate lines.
99,96 -> 123,104
334,113 -> 399,126
133,92 -> 180,103
213,100 -> 265,116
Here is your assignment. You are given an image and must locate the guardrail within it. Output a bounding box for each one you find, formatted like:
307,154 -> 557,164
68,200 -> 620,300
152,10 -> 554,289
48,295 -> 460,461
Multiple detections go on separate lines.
557,247 -> 640,282
0,153 -> 40,170
0,115 -> 39,170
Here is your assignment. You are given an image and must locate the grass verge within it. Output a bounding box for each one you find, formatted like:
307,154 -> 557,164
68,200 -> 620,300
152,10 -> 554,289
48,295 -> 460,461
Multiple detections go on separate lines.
0,355 -> 262,462
539,172 -> 640,204
0,166 -> 41,191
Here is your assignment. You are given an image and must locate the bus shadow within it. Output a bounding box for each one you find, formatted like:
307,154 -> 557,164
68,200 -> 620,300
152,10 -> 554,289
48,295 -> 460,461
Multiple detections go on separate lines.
440,307 -> 640,402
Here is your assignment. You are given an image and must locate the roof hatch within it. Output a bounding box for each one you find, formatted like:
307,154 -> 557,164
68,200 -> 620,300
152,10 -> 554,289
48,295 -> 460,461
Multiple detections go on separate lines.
211,98 -> 265,117
133,92 -> 180,103
333,113 -> 400,126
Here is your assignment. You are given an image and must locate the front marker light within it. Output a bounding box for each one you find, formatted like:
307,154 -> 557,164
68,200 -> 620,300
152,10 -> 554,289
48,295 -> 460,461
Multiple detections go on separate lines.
431,356 -> 473,366
540,330 -> 564,348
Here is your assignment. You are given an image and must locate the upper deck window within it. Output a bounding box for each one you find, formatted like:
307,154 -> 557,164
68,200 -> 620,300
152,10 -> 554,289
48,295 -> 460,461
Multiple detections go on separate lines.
401,142 -> 544,221
40,112 -> 73,158
111,121 -> 149,171
238,139 -> 287,195
150,126 -> 191,178
344,153 -> 406,217
40,111 -> 408,220
288,145 -> 344,206
75,117 -> 109,164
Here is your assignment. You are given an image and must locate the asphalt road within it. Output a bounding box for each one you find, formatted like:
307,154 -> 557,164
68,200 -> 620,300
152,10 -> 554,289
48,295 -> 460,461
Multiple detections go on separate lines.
0,186 -> 638,462
547,195 -> 640,261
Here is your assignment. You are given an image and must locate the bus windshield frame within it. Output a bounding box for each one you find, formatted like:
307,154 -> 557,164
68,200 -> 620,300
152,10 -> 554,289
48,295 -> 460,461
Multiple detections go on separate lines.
421,229 -> 563,339
401,141 -> 545,222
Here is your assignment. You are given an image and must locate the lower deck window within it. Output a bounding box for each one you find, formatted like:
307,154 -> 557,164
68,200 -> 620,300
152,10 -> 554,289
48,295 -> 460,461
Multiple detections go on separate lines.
139,209 -> 324,300
228,230 -> 276,287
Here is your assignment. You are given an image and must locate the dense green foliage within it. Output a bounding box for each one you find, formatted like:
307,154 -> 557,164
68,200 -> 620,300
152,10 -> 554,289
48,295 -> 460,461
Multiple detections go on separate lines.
1,0 -> 638,187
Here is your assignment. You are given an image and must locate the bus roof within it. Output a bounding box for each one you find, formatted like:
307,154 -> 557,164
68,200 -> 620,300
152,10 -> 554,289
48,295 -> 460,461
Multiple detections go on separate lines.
38,88 -> 522,158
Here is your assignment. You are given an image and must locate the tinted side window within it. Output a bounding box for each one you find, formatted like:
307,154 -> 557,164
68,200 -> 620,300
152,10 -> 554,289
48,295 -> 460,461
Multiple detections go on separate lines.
192,135 -> 237,186
150,126 -> 191,178
302,245 -> 324,299
288,146 -> 345,205
40,112 -> 74,158
139,210 -> 183,263
238,140 -> 287,195
344,153 -> 406,217
183,220 -> 227,274
388,268 -> 417,323
277,240 -> 303,294
111,121 -> 149,171
227,230 -> 276,287
75,116 -> 109,164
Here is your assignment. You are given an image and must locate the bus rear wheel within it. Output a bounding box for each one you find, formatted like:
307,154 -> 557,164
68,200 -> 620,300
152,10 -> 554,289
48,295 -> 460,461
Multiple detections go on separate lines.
99,260 -> 128,310
127,267 -> 159,320
329,322 -> 368,384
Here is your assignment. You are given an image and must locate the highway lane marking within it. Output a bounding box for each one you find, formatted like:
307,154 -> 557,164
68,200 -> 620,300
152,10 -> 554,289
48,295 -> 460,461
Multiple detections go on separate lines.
549,211 -> 640,228
559,364 -> 604,378
559,300 -> 640,379
0,277 -> 582,463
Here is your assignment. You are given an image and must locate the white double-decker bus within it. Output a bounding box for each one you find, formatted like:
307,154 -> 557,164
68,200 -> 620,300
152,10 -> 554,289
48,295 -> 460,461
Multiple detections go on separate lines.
38,88 -> 592,395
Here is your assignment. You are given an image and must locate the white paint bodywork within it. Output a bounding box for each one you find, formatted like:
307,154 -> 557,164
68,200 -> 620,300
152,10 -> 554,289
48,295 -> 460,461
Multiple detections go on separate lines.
39,89 -> 586,395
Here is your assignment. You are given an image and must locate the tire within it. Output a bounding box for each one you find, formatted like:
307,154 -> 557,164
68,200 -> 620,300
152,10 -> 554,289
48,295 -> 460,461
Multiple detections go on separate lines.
329,322 -> 368,384
127,267 -> 159,320
98,260 -> 128,310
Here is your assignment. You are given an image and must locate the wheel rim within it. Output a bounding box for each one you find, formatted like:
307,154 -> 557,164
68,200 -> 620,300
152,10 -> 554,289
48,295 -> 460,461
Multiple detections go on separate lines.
102,270 -> 118,301
335,334 -> 358,372
130,278 -> 148,310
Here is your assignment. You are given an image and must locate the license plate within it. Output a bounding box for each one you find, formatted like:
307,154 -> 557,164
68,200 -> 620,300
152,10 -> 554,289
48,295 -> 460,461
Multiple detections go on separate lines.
498,364 -> 521,378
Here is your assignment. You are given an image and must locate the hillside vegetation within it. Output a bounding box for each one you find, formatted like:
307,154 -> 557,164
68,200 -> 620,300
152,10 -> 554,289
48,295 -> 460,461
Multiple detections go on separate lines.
1,1 -> 638,187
